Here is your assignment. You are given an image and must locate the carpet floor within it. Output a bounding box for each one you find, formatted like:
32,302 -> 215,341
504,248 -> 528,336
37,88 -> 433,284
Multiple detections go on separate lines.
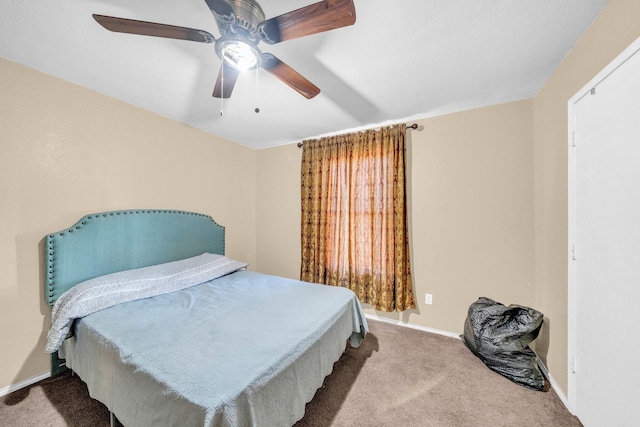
1,319 -> 582,426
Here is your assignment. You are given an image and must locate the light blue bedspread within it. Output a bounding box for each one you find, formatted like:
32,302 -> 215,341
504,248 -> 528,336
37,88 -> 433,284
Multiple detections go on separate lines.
60,270 -> 368,427
47,253 -> 248,353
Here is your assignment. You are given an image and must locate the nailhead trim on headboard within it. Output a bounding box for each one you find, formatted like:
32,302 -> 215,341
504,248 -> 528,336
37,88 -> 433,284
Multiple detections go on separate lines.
45,209 -> 225,305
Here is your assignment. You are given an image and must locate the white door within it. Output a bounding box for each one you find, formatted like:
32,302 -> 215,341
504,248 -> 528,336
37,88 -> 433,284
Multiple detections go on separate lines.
569,38 -> 640,427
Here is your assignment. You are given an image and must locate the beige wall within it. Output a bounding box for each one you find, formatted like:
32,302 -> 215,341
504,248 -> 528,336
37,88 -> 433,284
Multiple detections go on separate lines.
0,58 -> 257,391
256,144 -> 302,278
532,0 -> 640,395
407,101 -> 535,330
258,99 -> 535,336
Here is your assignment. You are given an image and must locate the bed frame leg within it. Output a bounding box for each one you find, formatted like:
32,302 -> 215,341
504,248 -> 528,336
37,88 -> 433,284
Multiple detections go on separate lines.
50,351 -> 69,376
110,412 -> 124,427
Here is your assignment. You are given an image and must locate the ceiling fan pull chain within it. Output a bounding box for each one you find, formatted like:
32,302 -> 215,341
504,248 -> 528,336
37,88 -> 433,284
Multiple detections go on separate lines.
220,63 -> 224,116
255,67 -> 260,113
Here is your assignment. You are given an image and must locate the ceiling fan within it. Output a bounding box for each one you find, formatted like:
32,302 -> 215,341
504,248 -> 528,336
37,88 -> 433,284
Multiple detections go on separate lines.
92,0 -> 356,99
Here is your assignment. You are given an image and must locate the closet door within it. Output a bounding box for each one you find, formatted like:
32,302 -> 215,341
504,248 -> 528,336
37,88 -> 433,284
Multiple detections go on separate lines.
569,38 -> 640,427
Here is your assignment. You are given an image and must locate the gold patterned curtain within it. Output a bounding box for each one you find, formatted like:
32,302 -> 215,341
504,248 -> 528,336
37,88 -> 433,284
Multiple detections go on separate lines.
300,124 -> 415,312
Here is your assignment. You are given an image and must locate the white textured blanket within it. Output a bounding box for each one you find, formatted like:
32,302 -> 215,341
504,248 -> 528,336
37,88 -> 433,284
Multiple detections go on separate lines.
46,253 -> 248,353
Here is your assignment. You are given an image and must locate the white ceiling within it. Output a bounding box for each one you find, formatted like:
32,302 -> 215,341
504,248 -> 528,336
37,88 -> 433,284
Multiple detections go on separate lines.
1,0 -> 609,150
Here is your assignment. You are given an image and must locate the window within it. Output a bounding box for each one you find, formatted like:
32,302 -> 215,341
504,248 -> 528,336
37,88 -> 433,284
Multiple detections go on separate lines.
300,124 -> 415,312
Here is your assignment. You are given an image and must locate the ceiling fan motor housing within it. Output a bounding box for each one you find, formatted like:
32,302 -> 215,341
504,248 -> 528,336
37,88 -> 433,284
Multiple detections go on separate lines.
216,0 -> 265,41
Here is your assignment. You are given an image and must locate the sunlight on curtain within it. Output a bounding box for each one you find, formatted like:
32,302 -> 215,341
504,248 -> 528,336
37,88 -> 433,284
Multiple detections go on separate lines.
300,124 -> 415,312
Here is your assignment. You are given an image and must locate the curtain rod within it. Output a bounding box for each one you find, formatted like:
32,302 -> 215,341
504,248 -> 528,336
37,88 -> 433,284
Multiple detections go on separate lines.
296,123 -> 418,148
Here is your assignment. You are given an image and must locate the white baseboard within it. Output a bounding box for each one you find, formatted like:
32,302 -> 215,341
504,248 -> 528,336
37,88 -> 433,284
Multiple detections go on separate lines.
0,371 -> 50,398
537,358 -> 570,411
365,314 -> 572,413
364,313 -> 462,340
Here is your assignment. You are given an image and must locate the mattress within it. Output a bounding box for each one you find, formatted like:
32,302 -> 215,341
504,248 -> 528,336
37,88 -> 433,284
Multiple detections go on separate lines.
59,270 -> 367,427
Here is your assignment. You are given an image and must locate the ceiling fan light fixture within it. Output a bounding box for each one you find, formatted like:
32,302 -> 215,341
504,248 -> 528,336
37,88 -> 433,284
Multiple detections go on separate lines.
216,36 -> 261,71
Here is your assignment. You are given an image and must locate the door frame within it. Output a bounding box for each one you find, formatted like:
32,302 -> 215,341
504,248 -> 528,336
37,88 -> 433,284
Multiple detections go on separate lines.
567,36 -> 640,414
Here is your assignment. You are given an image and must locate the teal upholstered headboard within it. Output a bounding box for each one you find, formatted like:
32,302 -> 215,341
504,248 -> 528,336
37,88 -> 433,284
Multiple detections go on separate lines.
44,209 -> 225,305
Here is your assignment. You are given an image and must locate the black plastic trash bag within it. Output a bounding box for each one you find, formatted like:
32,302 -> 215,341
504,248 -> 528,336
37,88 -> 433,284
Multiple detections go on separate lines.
462,297 -> 546,391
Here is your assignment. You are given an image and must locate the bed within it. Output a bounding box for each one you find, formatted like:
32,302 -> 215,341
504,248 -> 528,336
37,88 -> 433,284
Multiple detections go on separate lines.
44,209 -> 368,427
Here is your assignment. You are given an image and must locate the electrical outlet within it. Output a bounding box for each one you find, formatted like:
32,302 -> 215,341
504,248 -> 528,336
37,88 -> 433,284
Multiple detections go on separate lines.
425,293 -> 433,305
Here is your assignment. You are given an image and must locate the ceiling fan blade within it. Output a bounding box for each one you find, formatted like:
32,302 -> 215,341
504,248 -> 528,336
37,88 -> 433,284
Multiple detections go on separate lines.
212,62 -> 240,98
258,0 -> 356,44
93,14 -> 215,43
260,53 -> 320,99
